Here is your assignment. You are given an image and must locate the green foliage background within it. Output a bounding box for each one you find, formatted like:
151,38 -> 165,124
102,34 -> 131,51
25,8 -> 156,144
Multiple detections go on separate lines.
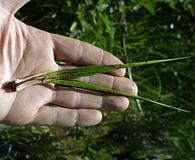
0,0 -> 194,159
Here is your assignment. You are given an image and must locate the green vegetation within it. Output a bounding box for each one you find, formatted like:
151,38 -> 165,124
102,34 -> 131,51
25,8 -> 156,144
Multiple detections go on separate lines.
0,0 -> 194,159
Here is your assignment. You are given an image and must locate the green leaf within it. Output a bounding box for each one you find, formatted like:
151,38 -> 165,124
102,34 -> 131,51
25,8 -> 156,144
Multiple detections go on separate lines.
141,0 -> 156,15
46,79 -> 190,113
46,79 -> 190,112
70,22 -> 78,32
44,57 -> 190,80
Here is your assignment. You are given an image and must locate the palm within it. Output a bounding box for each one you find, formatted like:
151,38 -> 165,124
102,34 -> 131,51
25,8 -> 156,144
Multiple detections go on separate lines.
0,16 -> 58,123
0,0 -> 137,127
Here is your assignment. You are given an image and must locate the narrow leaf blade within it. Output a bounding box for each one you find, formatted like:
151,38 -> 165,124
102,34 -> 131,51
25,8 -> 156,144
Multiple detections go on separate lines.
46,79 -> 190,112
44,57 -> 190,80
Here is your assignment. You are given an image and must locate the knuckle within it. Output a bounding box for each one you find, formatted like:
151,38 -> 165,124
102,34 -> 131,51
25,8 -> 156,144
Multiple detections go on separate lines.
76,40 -> 84,62
74,109 -> 79,126
51,107 -> 59,126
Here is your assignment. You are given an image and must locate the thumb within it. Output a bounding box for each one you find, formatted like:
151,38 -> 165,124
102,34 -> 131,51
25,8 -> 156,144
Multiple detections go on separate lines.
0,0 -> 30,15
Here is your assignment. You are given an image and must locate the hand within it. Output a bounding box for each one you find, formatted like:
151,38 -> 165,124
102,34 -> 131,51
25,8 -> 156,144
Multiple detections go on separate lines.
0,0 -> 138,127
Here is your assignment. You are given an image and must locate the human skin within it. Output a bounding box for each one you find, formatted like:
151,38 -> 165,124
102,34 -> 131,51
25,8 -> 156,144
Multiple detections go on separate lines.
0,0 -> 138,127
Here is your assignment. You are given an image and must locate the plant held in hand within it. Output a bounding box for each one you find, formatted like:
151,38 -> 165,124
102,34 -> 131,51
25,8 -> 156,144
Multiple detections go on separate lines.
6,57 -> 190,112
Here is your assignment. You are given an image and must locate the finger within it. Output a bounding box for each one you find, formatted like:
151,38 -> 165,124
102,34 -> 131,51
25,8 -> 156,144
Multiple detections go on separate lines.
52,87 -> 129,111
51,34 -> 126,76
31,106 -> 102,127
